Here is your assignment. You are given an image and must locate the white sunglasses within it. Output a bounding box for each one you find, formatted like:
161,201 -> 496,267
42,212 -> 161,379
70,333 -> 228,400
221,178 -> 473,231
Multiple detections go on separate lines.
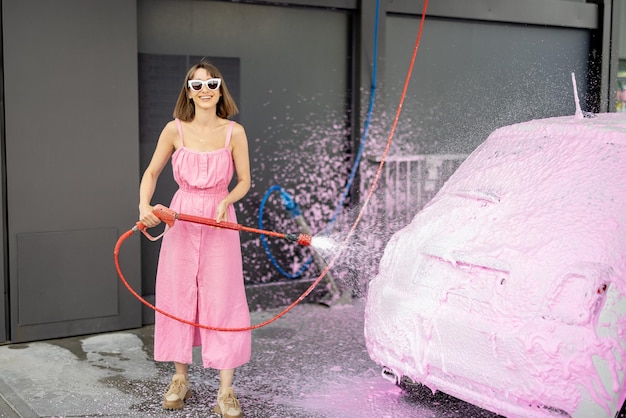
188,78 -> 221,91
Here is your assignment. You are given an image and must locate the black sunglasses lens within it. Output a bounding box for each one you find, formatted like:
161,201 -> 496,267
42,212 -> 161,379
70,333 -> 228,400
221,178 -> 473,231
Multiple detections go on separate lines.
208,80 -> 219,90
190,81 -> 202,91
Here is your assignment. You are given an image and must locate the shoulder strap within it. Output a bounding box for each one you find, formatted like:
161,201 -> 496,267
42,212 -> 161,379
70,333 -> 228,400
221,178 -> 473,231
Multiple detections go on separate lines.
225,121 -> 235,148
174,118 -> 185,147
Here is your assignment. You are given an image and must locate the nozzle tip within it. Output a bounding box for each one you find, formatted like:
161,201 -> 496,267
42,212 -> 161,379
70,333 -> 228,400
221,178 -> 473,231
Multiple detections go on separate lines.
298,234 -> 312,247
284,233 -> 312,246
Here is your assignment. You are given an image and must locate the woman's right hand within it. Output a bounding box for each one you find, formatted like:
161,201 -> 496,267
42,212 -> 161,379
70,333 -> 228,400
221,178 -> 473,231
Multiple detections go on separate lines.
139,204 -> 161,228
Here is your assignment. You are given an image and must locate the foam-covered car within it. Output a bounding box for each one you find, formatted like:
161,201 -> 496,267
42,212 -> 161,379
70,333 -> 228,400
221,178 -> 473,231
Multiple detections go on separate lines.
365,112 -> 626,418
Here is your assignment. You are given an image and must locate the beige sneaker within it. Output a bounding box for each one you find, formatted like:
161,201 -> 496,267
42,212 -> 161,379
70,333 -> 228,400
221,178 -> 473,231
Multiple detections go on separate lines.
162,374 -> 191,410
214,387 -> 242,418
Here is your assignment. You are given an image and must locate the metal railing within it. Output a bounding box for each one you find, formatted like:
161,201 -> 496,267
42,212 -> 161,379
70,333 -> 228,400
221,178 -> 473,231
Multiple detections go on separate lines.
360,154 -> 467,233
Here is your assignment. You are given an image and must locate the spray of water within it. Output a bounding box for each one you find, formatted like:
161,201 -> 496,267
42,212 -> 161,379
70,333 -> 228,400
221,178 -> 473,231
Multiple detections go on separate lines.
304,204 -> 409,297
309,235 -> 337,252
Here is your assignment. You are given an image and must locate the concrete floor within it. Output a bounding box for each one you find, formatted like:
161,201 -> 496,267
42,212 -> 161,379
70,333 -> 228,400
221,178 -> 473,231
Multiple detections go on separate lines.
0,298 -> 584,418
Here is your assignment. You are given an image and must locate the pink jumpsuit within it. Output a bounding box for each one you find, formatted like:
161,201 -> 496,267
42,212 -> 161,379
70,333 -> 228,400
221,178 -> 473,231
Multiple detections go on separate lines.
153,118 -> 251,369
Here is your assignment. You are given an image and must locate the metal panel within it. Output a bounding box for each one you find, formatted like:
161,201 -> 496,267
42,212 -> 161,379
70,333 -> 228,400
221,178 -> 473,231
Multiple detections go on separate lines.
3,0 -> 141,342
382,14 -> 592,155
0,3 -> 5,343
387,0 -> 599,29
600,0 -> 620,111
232,0 -> 358,9
16,229 -> 118,326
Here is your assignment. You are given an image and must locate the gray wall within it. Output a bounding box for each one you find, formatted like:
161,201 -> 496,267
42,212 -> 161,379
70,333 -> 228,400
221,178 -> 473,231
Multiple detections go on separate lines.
2,0 -> 141,342
0,0 -> 615,342
380,15 -> 591,156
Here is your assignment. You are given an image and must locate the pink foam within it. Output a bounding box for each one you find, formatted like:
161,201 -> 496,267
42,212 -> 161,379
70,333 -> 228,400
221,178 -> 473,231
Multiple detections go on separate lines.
365,113 -> 626,417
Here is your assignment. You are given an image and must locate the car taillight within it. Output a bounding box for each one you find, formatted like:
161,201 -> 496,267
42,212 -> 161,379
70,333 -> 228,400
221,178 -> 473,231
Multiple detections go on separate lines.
545,268 -> 611,326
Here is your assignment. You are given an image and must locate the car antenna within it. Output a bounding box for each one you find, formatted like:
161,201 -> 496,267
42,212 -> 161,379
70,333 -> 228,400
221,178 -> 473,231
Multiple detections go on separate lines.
571,72 -> 583,119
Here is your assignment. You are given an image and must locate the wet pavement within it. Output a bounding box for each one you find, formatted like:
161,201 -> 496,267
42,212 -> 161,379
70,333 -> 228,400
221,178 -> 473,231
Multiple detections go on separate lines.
0,298 -> 508,417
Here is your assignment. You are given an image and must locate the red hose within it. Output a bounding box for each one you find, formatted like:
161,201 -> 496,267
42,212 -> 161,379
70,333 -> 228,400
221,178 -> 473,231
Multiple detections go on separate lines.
114,1 -> 429,331
113,226 -> 330,331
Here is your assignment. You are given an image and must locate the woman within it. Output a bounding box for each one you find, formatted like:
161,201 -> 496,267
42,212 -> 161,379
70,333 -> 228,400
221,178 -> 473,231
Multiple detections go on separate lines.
139,60 -> 251,417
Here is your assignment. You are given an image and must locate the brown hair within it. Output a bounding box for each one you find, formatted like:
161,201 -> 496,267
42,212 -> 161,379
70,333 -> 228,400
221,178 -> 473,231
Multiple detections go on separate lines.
173,60 -> 239,121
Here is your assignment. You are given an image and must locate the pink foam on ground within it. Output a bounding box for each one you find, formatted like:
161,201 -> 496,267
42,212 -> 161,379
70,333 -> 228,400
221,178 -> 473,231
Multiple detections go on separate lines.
365,113 -> 626,418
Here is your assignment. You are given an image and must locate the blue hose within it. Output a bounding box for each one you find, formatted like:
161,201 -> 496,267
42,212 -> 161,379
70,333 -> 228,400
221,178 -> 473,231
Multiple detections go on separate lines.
259,185 -> 314,279
259,0 -> 380,278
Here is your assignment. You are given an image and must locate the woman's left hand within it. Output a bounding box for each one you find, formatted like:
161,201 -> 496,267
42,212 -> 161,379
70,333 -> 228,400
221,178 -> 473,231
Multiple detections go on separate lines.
215,200 -> 229,223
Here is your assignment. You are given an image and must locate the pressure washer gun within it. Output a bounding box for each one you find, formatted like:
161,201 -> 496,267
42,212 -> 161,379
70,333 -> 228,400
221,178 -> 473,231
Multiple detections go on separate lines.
135,204 -> 312,247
